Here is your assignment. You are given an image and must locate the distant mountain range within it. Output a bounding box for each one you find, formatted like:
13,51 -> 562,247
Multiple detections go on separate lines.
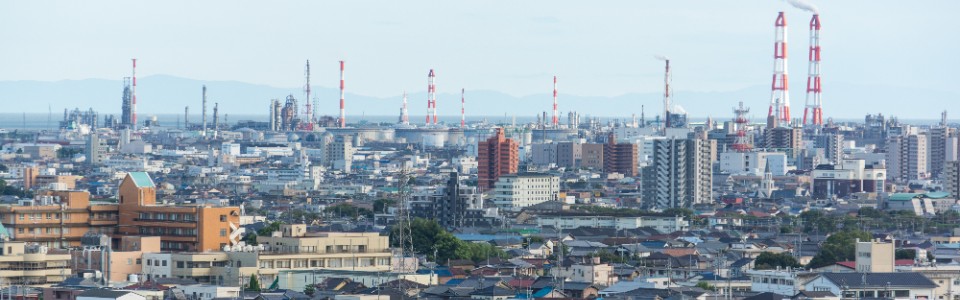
0,75 -> 956,120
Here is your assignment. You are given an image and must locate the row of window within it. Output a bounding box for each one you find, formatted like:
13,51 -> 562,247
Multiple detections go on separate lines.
138,212 -> 197,222
140,227 -> 198,237
17,227 -> 71,235
17,213 -> 73,220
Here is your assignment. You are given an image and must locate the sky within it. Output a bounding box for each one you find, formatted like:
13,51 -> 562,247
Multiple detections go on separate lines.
1,0 -> 958,101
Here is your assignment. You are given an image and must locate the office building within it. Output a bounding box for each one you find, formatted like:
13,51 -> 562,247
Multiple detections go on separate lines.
255,224 -> 392,285
580,143 -> 604,170
811,159 -> 886,199
478,128 -> 519,191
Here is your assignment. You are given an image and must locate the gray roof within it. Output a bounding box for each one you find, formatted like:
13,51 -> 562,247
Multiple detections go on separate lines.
78,289 -> 134,299
819,272 -> 937,289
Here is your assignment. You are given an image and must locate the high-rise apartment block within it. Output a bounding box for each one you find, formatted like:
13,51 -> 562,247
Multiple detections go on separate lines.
886,134 -> 928,182
603,134 -> 639,177
478,128 -> 519,191
764,127 -> 802,158
927,126 -> 955,178
643,138 -> 715,208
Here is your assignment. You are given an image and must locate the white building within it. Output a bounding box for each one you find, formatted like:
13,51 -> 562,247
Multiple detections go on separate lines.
804,273 -> 937,300
77,290 -> 146,300
492,173 -> 559,211
537,213 -> 689,232
180,284 -> 242,300
719,151 -> 788,176
745,269 -> 804,296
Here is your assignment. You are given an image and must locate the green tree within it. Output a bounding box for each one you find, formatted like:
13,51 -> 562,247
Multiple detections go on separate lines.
244,221 -> 283,245
373,199 -> 397,214
807,230 -> 873,269
325,204 -> 373,220
754,252 -> 801,270
663,208 -> 694,219
390,218 -> 506,263
895,249 -> 916,260
247,274 -> 261,292
696,282 -> 716,291
0,164 -> 8,172
304,285 -> 316,296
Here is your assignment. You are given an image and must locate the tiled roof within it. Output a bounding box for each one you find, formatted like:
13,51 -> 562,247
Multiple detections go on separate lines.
820,272 -> 937,288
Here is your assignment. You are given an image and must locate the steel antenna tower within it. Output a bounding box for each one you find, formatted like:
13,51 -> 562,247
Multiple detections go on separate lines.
304,60 -> 313,127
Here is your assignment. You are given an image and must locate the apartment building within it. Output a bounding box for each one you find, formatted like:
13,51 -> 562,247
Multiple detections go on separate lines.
0,240 -> 71,285
886,134 -> 928,182
603,135 -> 638,177
491,173 -> 559,211
255,224 -> 393,285
116,172 -> 242,252
142,250 -> 258,285
643,137 -> 715,209
0,190 -> 118,248
478,128 -> 519,191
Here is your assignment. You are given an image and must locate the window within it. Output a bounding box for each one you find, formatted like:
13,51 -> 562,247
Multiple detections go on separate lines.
146,259 -> 152,266
220,229 -> 227,237
177,261 -> 184,268
136,259 -> 141,265
162,260 -> 167,267
220,215 -> 227,222
127,258 -> 133,265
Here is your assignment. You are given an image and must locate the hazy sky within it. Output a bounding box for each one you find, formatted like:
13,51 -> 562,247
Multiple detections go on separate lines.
2,0 -> 958,99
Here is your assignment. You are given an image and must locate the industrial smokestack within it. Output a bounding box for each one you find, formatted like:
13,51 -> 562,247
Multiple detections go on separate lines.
552,76 -> 558,127
131,59 -> 137,130
184,106 -> 189,129
339,60 -> 345,128
202,85 -> 208,134
461,88 -> 466,128
213,103 -> 219,139
803,14 -> 823,126
769,12 -> 790,127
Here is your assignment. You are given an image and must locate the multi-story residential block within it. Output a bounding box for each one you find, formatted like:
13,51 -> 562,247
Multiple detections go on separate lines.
643,137 -> 715,208
255,224 -> 392,285
116,172 -> 242,252
764,127 -> 802,158
928,126 -> 955,179
0,190 -> 118,248
603,134 -> 638,177
536,212 -> 689,232
0,240 -> 71,285
142,250 -> 258,285
886,134 -> 928,182
812,133 -> 844,164
478,128 -> 519,191
945,160 -> 960,198
492,173 -> 559,211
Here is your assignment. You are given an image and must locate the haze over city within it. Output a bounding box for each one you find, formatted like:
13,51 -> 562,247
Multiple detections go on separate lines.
2,1 -> 959,118
2,2 -> 960,300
